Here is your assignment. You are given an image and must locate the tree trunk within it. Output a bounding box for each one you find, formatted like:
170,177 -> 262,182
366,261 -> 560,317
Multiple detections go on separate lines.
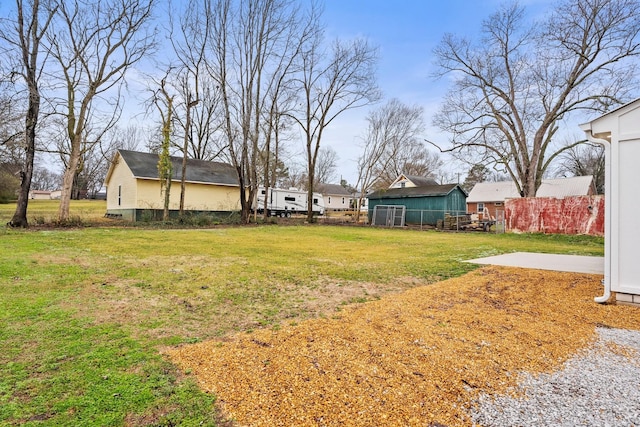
10,96 -> 38,227
58,143 -> 81,222
9,142 -> 35,228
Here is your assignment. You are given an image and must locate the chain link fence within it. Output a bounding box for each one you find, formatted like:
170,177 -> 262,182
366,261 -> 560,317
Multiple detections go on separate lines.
370,206 -> 505,233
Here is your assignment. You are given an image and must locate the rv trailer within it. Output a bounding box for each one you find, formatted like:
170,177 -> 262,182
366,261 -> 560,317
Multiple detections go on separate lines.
254,187 -> 325,217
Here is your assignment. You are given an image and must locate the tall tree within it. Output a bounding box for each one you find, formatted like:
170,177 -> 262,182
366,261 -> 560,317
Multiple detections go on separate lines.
432,0 -> 640,197
2,0 -> 56,227
49,0 -> 156,222
209,0 -> 314,223
155,79 -> 174,221
167,0 -> 220,216
354,99 -> 431,220
291,36 -> 380,222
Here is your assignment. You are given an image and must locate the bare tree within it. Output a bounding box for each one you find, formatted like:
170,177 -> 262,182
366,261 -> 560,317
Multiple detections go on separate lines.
555,139 -> 605,194
313,146 -> 338,187
375,142 -> 442,189
354,99 -> 427,220
431,0 -> 640,197
168,0 -> 229,217
209,0 -> 315,223
2,0 -> 56,227
48,0 -> 156,222
28,168 -> 55,192
178,74 -> 224,161
291,36 -> 380,222
279,161 -> 305,189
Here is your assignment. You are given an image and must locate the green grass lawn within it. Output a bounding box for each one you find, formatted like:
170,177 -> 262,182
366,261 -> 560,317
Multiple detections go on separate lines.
0,200 -> 109,226
0,221 -> 603,426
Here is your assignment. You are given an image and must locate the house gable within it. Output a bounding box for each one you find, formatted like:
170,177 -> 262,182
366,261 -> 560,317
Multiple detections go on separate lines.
388,174 -> 438,189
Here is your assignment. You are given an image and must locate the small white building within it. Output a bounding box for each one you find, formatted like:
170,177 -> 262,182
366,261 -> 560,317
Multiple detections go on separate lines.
581,98 -> 640,306
316,183 -> 352,211
29,190 -> 52,200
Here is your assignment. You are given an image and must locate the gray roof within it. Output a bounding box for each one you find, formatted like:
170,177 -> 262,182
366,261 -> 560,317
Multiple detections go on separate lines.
316,183 -> 351,196
118,150 -> 239,186
404,175 -> 439,186
368,183 -> 464,199
536,176 -> 594,198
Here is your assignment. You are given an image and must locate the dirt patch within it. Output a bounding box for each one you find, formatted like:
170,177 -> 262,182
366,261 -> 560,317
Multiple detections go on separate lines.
166,266 -> 640,426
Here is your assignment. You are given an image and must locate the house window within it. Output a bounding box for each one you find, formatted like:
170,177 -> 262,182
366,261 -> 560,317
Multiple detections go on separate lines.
342,197 -> 345,204
118,185 -> 121,206
494,202 -> 503,206
477,202 -> 484,212
328,196 -> 331,204
400,182 -> 406,188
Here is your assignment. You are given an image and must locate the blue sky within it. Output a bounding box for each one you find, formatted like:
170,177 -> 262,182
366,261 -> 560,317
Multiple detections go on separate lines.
319,0 -> 556,184
1,0 -> 557,183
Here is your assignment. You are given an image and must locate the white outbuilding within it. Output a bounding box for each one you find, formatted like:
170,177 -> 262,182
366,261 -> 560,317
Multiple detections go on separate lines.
580,98 -> 640,306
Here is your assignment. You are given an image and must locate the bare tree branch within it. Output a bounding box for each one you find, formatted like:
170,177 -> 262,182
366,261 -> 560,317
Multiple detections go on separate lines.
432,0 -> 640,197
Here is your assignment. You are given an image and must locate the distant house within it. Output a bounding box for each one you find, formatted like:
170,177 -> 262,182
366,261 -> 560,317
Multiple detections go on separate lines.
104,150 -> 240,221
388,174 -> 439,189
466,175 -> 595,220
29,190 -> 52,200
367,183 -> 467,226
317,183 -> 352,211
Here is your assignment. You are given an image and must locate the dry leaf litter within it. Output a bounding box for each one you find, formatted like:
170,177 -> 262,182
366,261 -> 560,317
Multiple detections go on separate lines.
166,266 -> 640,426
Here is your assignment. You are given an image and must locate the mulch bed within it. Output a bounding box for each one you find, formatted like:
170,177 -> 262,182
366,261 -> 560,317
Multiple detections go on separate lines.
166,266 -> 640,426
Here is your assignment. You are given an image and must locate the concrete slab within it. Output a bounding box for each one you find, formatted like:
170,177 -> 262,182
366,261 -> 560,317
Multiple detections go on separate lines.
465,252 -> 604,275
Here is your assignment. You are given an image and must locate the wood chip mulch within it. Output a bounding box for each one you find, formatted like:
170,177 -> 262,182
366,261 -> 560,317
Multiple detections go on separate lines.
166,266 -> 640,426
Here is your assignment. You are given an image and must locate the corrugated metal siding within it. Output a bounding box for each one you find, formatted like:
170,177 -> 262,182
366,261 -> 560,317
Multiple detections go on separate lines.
368,187 -> 467,225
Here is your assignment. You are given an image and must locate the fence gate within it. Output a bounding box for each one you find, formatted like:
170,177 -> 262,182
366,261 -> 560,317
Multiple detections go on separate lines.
372,205 -> 406,227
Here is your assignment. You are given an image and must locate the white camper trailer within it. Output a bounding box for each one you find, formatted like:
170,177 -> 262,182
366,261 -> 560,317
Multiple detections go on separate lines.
255,187 -> 325,217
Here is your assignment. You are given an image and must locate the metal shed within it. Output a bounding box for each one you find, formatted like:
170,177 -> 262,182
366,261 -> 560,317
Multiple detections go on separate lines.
580,98 -> 640,305
367,184 -> 467,226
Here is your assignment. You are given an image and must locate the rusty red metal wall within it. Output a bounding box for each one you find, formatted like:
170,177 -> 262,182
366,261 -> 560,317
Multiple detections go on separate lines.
505,195 -> 604,236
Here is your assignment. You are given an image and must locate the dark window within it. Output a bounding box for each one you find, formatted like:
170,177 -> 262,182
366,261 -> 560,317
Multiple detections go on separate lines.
284,196 -> 295,202
118,185 -> 121,206
261,189 -> 266,195
313,198 -> 319,204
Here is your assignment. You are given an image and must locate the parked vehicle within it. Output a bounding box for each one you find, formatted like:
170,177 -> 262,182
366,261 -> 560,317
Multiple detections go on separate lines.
254,187 -> 325,217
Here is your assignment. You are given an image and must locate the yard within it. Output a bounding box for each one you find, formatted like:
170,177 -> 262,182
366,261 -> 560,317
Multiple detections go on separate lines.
1,204 -> 630,426
0,199 -> 110,226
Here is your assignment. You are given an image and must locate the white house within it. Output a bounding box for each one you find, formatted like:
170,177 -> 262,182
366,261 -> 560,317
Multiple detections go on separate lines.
388,174 -> 438,189
317,183 -> 352,211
